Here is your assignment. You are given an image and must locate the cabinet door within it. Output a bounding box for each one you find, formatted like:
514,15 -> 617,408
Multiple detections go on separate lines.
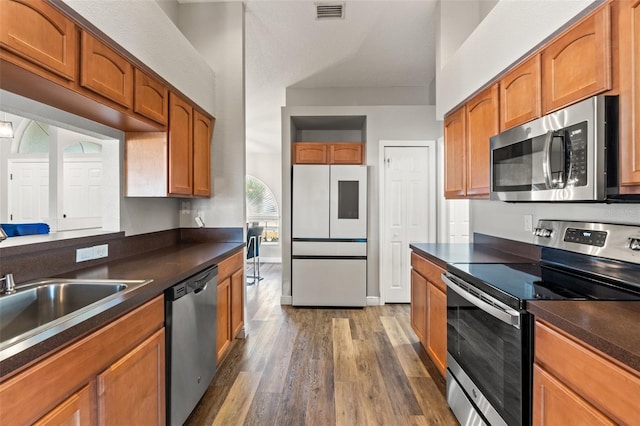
443,106 -> 466,198
193,111 -> 213,197
217,277 -> 231,362
533,364 -> 614,426
426,281 -> 447,378
231,268 -> 244,339
500,55 -> 541,131
80,31 -> 134,109
293,143 -> 328,164
466,84 -> 498,198
619,0 -> 640,193
168,93 -> 194,196
34,383 -> 96,426
410,270 -> 427,347
330,143 -> 364,164
97,329 -> 165,426
134,68 -> 168,125
541,6 -> 611,113
0,0 -> 77,81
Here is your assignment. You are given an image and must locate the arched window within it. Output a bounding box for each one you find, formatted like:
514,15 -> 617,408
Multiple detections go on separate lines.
246,175 -> 279,243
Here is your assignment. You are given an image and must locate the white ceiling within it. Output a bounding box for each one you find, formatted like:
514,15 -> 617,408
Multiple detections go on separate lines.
243,1 -> 439,153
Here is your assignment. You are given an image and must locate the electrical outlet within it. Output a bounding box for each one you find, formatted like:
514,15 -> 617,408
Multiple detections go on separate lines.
524,214 -> 533,232
76,247 -> 94,263
94,244 -> 108,259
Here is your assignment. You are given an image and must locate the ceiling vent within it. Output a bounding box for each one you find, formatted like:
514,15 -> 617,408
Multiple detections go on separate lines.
315,2 -> 345,20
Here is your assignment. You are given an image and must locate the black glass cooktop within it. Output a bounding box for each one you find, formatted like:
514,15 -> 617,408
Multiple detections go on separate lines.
447,262 -> 640,310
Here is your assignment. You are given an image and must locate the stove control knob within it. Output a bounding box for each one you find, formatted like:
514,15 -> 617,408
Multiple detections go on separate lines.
534,228 -> 552,238
629,238 -> 640,251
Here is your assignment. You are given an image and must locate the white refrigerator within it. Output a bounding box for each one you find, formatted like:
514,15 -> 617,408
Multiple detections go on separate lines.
292,165 -> 367,307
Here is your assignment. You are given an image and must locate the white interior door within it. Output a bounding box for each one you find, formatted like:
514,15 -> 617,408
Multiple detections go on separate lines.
7,159 -> 49,223
381,143 -> 435,303
58,159 -> 103,231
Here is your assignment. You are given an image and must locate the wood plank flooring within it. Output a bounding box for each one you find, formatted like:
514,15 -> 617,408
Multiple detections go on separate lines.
186,263 -> 458,426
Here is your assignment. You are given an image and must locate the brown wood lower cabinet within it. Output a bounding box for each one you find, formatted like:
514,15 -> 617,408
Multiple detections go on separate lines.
97,329 -> 165,425
533,320 -> 640,425
217,276 -> 231,362
216,250 -> 245,362
410,251 -> 447,377
0,296 -> 165,425
33,383 -> 96,426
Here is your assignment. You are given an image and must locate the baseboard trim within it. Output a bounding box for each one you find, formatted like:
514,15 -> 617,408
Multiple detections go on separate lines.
367,296 -> 381,306
280,295 -> 292,305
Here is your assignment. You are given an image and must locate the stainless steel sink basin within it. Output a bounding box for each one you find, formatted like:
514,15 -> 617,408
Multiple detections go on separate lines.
0,278 -> 152,361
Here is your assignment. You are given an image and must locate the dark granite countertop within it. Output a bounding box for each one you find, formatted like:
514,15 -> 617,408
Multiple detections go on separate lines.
410,242 -> 535,269
528,301 -> 640,372
0,241 -> 243,379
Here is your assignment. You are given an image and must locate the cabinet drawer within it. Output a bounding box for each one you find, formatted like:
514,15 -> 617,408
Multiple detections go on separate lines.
534,320 -> 640,425
218,250 -> 244,281
410,252 -> 445,291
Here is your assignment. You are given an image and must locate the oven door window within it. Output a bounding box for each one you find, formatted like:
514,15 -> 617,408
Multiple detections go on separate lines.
492,134 -> 547,192
447,289 -> 524,426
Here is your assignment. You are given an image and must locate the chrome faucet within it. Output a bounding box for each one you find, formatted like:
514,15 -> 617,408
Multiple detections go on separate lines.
1,273 -> 16,294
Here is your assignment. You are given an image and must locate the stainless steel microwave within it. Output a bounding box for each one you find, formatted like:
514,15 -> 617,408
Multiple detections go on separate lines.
490,95 -> 618,202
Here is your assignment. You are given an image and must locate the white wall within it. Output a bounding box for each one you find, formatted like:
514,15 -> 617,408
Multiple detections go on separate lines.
436,0 -> 597,118
471,201 -> 640,243
281,100 -> 443,304
176,2 -> 246,229
62,0 -> 216,115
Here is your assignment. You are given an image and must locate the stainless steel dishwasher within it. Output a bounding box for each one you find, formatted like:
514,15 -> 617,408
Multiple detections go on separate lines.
165,265 -> 218,426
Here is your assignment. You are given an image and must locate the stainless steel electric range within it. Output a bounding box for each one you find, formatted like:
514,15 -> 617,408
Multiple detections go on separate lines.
443,220 -> 640,426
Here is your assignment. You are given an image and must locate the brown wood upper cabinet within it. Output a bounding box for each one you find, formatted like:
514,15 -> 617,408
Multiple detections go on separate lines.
168,93 -> 214,197
193,110 -> 214,197
466,84 -> 499,197
329,143 -> 364,164
293,142 -> 365,165
618,0 -> 640,194
444,84 -> 497,199
169,93 -> 194,196
541,5 -> 612,114
80,31 -> 134,109
499,55 -> 541,131
0,0 -> 77,83
125,94 -> 213,198
134,68 -> 169,125
444,105 -> 466,198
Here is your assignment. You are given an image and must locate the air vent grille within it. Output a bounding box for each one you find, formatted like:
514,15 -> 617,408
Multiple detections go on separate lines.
316,2 -> 345,20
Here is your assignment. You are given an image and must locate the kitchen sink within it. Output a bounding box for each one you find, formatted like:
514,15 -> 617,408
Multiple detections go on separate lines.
0,278 -> 152,362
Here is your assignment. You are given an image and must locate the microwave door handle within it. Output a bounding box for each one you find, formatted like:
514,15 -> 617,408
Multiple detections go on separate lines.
542,130 -> 555,189
442,274 -> 521,329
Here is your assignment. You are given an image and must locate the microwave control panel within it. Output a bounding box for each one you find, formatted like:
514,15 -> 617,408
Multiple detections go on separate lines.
564,121 -> 588,187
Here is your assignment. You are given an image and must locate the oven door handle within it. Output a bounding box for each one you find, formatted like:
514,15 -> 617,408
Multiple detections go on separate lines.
442,274 -> 521,329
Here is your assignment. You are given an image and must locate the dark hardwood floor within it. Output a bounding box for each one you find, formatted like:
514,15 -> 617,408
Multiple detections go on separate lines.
186,263 -> 458,425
